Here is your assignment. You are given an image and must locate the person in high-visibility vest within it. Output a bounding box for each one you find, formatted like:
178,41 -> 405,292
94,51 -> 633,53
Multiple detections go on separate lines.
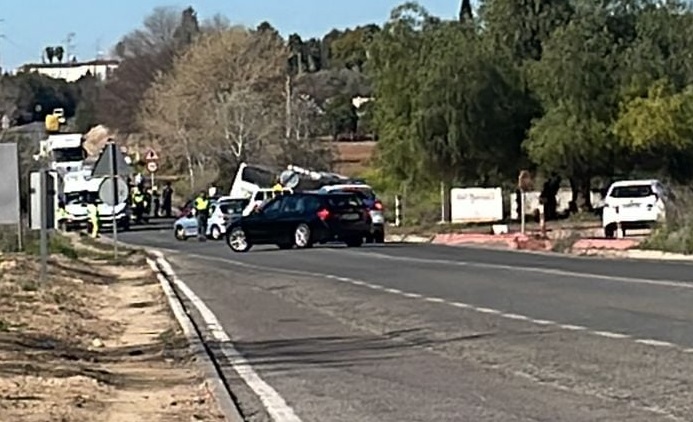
86,200 -> 100,238
132,186 -> 145,224
193,191 -> 210,241
272,179 -> 284,198
57,201 -> 70,231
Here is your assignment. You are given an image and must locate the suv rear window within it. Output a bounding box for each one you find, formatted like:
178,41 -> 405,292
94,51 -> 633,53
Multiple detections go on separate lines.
610,185 -> 654,198
326,194 -> 363,209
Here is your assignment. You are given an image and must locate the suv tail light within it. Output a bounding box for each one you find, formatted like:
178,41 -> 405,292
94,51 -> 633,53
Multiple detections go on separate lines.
317,208 -> 330,221
373,200 -> 383,211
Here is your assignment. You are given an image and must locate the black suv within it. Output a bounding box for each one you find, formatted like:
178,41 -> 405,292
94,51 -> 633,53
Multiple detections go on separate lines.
226,192 -> 371,252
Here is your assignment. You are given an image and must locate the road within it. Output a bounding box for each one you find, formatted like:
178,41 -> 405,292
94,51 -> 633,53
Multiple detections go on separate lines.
121,224 -> 693,422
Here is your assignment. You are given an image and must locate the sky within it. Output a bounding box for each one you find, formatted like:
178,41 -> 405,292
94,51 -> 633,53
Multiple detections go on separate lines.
0,0 -> 460,71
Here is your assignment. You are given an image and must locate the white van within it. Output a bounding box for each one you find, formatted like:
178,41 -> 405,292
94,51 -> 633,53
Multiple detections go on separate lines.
602,179 -> 667,238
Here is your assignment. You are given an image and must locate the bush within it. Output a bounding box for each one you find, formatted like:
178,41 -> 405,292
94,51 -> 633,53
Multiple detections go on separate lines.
641,187 -> 693,254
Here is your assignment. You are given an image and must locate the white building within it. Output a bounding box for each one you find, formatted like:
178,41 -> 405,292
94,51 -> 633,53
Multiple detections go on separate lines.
19,59 -> 119,82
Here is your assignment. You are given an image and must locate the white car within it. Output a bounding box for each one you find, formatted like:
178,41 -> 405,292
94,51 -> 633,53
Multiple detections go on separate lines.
602,179 -> 667,238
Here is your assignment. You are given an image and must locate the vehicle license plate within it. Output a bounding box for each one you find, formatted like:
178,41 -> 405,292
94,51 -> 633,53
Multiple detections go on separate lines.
341,213 -> 360,221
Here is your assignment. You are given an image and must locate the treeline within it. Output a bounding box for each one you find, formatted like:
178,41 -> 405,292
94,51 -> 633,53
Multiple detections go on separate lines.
367,0 -> 693,210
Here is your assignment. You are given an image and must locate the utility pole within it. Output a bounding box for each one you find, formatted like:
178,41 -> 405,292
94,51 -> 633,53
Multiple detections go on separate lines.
0,19 -> 5,73
285,74 -> 292,140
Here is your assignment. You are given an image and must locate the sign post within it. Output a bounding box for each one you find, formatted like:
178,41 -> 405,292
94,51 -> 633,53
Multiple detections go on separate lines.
91,140 -> 132,258
518,170 -> 532,234
145,149 -> 159,189
39,170 -> 47,281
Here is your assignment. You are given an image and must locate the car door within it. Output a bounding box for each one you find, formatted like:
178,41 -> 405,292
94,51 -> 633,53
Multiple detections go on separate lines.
275,195 -> 307,242
243,196 -> 284,243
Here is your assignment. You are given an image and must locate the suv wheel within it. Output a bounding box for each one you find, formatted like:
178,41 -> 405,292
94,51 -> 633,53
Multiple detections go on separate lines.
227,227 -> 251,252
294,224 -> 313,249
210,225 -> 222,240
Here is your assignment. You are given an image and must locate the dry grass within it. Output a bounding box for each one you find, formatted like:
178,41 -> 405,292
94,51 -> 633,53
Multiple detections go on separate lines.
0,247 -> 224,421
330,141 -> 376,176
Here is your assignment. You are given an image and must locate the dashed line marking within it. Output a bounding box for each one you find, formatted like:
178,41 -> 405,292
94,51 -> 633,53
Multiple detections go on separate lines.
501,313 -> 531,321
558,324 -> 587,331
634,339 -> 675,348
170,251 -> 692,355
425,297 -> 445,303
476,307 -> 501,314
593,331 -> 630,339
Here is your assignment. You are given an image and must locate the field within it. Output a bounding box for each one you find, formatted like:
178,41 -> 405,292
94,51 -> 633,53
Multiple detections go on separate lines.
330,141 -> 376,176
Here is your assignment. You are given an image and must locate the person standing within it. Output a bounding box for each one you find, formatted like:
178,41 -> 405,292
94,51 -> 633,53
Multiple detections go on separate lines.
86,199 -> 100,238
162,182 -> 173,218
152,186 -> 161,217
57,201 -> 70,231
132,186 -> 146,224
193,190 -> 210,241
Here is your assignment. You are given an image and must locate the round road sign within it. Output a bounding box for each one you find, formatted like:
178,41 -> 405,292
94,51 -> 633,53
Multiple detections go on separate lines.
98,177 -> 129,206
146,161 -> 158,173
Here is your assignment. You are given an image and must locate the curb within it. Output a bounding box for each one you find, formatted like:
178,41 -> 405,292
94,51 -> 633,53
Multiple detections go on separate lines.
146,255 -> 245,422
386,231 -> 693,262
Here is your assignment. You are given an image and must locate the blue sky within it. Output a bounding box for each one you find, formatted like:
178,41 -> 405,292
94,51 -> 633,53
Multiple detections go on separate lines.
0,0 -> 460,71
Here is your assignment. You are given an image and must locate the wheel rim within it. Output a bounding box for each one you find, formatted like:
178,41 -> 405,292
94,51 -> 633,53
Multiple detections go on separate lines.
229,229 -> 247,250
176,227 -> 185,238
295,225 -> 309,247
212,226 -> 221,239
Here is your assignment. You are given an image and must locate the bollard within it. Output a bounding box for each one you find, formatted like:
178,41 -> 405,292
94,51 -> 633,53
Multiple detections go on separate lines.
539,208 -> 546,237
394,195 -> 402,227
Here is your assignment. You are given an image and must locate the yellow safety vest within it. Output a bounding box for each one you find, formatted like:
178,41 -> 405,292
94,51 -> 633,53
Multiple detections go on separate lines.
86,204 -> 99,223
272,183 -> 283,191
194,197 -> 209,211
57,208 -> 70,219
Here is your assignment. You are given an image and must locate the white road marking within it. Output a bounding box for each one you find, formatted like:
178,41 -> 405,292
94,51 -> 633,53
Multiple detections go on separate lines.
476,307 -> 501,314
530,319 -> 555,325
152,252 -> 303,422
558,324 -> 587,331
502,313 -> 531,321
331,249 -> 693,290
634,339 -> 675,348
425,297 -> 445,303
384,288 -> 403,294
593,331 -> 630,339
165,250 -> 692,355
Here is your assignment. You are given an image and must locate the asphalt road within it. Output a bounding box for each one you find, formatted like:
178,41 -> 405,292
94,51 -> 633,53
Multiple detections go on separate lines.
121,224 -> 693,422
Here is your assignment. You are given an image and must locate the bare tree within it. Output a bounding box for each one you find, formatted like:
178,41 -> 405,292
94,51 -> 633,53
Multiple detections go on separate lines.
114,6 -> 180,59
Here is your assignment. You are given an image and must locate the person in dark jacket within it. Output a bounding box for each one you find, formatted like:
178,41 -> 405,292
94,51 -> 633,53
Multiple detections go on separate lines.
162,182 -> 173,218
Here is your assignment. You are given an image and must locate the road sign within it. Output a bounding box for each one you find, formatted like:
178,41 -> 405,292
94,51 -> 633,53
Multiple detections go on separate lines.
146,161 -> 158,173
98,177 -> 129,206
145,149 -> 159,162
92,142 -> 132,177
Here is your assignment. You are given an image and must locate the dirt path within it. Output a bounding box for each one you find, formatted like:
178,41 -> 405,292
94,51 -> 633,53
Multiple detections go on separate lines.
0,247 -> 225,421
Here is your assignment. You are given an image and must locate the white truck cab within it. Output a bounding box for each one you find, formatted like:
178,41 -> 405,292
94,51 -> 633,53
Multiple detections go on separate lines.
602,179 -> 667,238
40,133 -> 87,173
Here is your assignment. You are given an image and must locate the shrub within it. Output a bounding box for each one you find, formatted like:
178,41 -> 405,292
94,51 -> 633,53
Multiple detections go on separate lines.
641,187 -> 693,254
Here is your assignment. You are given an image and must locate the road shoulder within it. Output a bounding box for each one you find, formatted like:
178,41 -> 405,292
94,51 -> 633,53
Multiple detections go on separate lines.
0,239 -> 224,421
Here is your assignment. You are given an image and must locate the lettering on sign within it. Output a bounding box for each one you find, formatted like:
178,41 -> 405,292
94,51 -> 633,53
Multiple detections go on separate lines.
450,187 -> 503,223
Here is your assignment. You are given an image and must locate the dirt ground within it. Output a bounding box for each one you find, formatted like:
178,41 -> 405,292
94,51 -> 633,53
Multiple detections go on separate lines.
0,243 -> 225,421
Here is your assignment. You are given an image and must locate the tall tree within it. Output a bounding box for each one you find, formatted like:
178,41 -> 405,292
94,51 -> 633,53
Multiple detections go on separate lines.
98,6 -> 199,133
459,0 -> 473,22
479,0 -> 573,62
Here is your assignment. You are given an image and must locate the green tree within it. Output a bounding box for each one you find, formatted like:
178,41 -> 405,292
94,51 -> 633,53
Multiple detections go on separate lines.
525,5 -> 623,208
324,94 -> 358,140
479,0 -> 573,62
329,25 -> 380,71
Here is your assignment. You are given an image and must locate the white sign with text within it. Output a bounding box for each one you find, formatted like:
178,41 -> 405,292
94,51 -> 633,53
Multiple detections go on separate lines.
450,187 -> 503,223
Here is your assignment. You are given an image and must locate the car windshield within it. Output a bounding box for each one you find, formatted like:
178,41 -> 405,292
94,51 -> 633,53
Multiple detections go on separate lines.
64,191 -> 100,205
53,147 -> 85,162
610,185 -> 654,198
219,199 -> 249,214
